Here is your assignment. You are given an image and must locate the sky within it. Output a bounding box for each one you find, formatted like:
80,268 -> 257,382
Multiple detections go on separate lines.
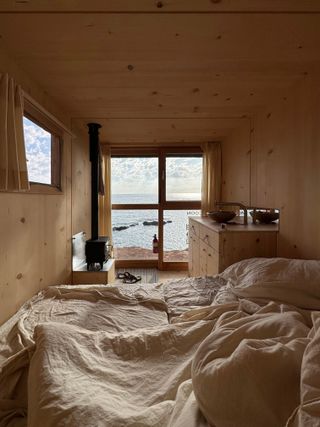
23,117 -> 51,184
111,156 -> 202,196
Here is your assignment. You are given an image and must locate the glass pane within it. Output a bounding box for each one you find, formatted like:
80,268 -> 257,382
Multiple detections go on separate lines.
166,156 -> 202,201
112,209 -> 158,260
23,116 -> 52,184
111,157 -> 158,204
163,209 -> 200,262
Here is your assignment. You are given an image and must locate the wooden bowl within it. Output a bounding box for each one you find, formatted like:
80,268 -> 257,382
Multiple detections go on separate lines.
207,211 -> 236,223
250,211 -> 279,224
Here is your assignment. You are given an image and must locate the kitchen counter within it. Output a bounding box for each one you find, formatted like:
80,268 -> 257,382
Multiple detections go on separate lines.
190,216 -> 279,233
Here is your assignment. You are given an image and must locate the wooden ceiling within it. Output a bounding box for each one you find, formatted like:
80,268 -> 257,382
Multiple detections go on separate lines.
0,1 -> 320,144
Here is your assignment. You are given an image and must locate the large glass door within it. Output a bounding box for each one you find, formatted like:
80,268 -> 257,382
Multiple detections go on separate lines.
160,151 -> 202,269
111,148 -> 202,270
111,153 -> 159,268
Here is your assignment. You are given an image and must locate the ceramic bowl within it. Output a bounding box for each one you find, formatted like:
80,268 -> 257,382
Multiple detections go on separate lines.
207,210 -> 236,223
250,211 -> 279,224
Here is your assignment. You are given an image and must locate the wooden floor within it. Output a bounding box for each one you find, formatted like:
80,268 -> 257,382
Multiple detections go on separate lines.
113,269 -> 187,284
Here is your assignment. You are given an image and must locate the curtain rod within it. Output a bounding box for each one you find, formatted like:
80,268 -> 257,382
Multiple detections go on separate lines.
23,90 -> 75,137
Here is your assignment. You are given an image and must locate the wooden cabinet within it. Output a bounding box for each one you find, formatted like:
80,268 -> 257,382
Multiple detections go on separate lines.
189,217 -> 278,277
189,220 -> 200,276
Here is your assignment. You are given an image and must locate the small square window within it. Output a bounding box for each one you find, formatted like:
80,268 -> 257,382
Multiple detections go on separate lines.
23,114 -> 62,189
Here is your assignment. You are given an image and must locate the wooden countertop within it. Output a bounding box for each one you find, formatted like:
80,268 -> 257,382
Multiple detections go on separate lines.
190,216 -> 279,233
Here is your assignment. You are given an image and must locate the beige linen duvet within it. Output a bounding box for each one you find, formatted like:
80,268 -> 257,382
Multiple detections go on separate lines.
0,283 -> 168,427
0,277 -> 221,426
27,301 -> 319,427
1,258 -> 320,427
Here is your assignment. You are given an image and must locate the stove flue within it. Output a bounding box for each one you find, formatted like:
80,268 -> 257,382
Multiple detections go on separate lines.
85,123 -> 110,270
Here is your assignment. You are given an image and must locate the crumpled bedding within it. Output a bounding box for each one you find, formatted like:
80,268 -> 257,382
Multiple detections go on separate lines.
27,301 -> 320,427
0,283 -> 166,427
0,276 -> 224,426
1,258 -> 320,427
192,305 -> 311,427
156,276 -> 227,318
28,320 -> 212,427
0,278 -> 225,366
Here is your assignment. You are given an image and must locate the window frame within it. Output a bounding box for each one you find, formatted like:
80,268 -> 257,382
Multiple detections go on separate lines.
161,148 -> 203,209
24,100 -> 63,194
111,146 -> 202,270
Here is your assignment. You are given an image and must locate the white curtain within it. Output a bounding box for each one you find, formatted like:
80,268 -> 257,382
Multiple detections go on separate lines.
0,73 -> 29,191
201,141 -> 222,216
99,145 -> 112,241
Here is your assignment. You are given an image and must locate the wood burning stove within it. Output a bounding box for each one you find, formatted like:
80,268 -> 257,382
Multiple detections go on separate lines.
85,236 -> 111,270
85,123 -> 111,270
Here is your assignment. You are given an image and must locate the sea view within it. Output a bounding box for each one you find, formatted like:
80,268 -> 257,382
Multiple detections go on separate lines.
111,193 -> 200,258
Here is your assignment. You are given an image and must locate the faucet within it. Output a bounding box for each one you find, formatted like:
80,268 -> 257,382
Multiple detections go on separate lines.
215,201 -> 248,225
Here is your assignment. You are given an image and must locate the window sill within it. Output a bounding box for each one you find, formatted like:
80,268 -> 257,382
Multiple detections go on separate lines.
0,184 -> 63,195
29,183 -> 63,195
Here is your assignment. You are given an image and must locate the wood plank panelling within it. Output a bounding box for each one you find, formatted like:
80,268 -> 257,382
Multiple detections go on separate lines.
222,76 -> 320,260
71,123 -> 91,237
73,118 -> 246,145
1,1 -> 320,13
221,119 -> 251,205
45,80 -> 297,119
0,12 -> 318,153
0,13 -> 318,126
7,14 -> 320,63
0,46 -> 73,324
252,77 -> 320,259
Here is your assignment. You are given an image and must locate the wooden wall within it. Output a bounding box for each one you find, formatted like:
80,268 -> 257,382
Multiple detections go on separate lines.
222,119 -> 251,206
71,123 -> 91,237
0,46 -> 73,324
222,76 -> 320,259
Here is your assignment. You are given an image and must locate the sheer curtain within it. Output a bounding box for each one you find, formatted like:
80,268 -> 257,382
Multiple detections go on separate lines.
201,141 -> 222,216
99,145 -> 112,242
0,73 -> 29,191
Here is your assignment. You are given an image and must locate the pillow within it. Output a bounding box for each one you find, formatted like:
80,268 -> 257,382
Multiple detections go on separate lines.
220,257 -> 320,310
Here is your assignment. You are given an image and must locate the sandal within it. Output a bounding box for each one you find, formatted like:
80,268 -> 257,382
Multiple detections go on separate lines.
123,272 -> 141,284
116,272 -> 127,279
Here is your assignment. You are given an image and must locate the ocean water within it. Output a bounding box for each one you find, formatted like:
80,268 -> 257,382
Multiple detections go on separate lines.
112,194 -> 200,251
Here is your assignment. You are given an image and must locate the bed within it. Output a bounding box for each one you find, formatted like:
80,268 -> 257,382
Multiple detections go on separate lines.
1,257 -> 320,427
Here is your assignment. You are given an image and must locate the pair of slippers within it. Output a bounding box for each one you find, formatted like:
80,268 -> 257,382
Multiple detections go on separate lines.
117,271 -> 142,284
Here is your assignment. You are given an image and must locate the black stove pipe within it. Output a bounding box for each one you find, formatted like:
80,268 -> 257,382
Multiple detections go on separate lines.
87,123 -> 101,241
